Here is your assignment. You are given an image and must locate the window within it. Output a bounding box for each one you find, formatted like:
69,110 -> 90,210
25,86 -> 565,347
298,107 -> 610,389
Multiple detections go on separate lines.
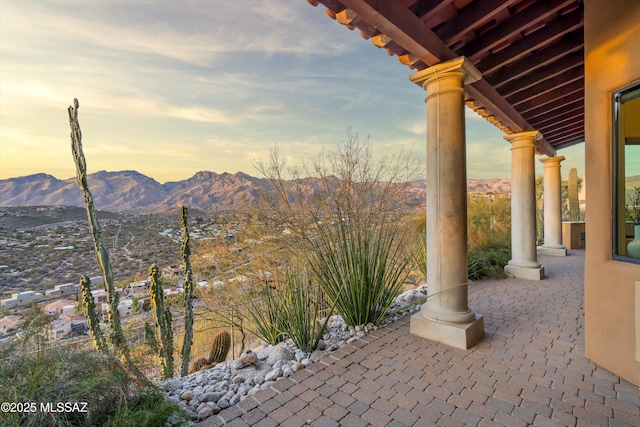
613,81 -> 640,262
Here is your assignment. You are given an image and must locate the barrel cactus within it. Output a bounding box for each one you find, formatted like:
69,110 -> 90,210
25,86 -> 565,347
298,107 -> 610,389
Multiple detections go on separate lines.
189,356 -> 212,375
209,330 -> 231,363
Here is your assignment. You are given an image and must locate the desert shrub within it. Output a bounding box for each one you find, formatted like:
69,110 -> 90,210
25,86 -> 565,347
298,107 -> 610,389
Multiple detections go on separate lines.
308,218 -> 408,327
0,336 -> 187,427
273,268 -> 331,352
467,237 -> 511,281
244,284 -> 288,346
254,131 -> 420,327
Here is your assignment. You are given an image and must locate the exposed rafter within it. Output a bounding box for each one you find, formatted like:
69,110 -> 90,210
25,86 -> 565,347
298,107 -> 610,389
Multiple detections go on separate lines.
311,0 -> 585,151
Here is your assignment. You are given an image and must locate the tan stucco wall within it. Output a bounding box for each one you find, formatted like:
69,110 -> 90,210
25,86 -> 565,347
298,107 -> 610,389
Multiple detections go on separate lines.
584,0 -> 640,386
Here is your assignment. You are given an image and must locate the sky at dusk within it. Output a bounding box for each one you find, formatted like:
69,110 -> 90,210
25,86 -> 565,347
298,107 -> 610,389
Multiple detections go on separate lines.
0,0 -> 586,184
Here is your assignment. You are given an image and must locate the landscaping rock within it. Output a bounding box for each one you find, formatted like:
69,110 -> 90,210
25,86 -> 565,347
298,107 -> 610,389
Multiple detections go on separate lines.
265,368 -> 282,382
238,350 -> 258,365
266,343 -> 294,365
200,392 -> 223,403
159,291 -> 424,423
197,406 -> 212,420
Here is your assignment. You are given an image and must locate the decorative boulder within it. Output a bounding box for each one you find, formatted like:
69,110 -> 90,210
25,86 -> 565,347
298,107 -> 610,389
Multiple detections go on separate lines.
266,342 -> 294,365
238,350 -> 258,366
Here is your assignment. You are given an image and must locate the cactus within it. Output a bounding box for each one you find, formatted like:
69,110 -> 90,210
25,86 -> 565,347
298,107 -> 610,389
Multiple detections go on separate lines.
150,263 -> 174,379
80,274 -> 107,354
68,99 -> 127,358
568,168 -> 579,221
144,322 -> 158,354
209,330 -> 231,363
180,206 -> 195,377
188,357 -> 212,375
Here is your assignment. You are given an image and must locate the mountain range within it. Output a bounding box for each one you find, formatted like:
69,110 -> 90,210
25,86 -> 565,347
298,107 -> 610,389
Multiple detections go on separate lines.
0,170 -> 511,211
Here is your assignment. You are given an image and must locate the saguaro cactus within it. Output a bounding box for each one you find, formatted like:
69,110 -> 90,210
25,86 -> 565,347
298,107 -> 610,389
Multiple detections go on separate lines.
68,99 -> 127,357
149,263 -> 174,379
568,168 -> 579,221
209,330 -> 231,363
180,206 -> 195,377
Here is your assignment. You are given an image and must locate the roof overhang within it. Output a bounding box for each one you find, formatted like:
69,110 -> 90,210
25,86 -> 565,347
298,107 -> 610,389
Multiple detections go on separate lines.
308,0 -> 585,156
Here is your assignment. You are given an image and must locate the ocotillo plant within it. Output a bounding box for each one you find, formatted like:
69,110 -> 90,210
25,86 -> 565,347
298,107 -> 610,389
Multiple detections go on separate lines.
568,167 -> 579,221
180,206 -> 195,377
209,330 -> 231,363
149,263 -> 174,379
80,274 -> 107,354
68,99 -> 127,357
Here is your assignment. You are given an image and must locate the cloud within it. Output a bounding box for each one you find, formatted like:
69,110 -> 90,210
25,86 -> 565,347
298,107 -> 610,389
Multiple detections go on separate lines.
0,0 -> 353,68
0,0 -> 519,182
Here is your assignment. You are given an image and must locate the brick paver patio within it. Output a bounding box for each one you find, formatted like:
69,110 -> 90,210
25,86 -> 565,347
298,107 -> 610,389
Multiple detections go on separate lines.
198,250 -> 640,426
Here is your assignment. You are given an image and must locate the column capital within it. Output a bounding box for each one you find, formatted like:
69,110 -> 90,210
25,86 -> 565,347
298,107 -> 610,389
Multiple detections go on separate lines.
409,56 -> 482,91
505,130 -> 540,150
539,155 -> 566,167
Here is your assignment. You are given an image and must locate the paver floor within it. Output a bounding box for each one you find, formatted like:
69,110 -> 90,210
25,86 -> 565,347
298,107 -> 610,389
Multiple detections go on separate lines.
198,250 -> 640,426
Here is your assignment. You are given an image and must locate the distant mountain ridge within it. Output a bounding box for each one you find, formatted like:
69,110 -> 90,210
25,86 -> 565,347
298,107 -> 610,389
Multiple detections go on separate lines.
0,170 -> 511,211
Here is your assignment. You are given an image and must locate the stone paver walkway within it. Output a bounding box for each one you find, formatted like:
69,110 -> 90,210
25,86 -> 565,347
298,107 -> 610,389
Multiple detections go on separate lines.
198,250 -> 640,426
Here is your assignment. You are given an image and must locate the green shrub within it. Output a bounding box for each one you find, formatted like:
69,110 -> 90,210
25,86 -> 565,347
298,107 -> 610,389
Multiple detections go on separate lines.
467,238 -> 511,281
0,340 -> 187,427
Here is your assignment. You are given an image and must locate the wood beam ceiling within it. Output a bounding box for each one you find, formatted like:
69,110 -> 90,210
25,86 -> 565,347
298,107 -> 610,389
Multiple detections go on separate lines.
311,0 -> 584,151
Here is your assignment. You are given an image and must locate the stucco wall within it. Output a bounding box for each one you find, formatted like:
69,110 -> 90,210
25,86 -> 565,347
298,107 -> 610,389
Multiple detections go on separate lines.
584,0 -> 640,386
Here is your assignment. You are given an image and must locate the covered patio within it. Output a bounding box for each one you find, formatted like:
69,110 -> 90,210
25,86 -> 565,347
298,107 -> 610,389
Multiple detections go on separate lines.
197,1 -> 640,424
199,251 -> 640,426
285,0 -> 640,385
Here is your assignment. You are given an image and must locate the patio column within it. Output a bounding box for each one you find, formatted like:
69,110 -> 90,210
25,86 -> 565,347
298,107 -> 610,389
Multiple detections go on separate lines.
538,156 -> 567,256
408,57 -> 484,350
505,131 -> 545,280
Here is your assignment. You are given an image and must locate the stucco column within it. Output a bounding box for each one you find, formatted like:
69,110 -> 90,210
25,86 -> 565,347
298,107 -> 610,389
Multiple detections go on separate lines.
538,156 -> 567,256
505,131 -> 545,280
408,57 -> 484,350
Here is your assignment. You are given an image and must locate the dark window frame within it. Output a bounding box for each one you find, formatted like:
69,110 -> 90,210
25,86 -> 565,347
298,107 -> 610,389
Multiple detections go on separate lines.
612,80 -> 640,264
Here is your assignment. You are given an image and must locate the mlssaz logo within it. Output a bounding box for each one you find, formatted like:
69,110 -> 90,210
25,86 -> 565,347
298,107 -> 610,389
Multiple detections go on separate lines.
40,402 -> 89,413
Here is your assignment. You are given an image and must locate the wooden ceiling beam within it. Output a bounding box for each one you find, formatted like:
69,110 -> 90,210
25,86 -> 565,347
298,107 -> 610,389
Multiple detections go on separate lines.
486,30 -> 583,87
459,0 -> 577,61
498,51 -> 584,98
316,0 -> 588,153
516,78 -> 584,114
524,98 -> 583,122
538,118 -> 584,135
530,105 -> 584,129
535,138 -> 557,157
476,8 -> 583,75
551,133 -> 585,148
521,91 -> 583,119
339,0 -> 544,145
546,132 -> 585,148
339,0 -> 456,66
316,0 -> 346,13
542,124 -> 584,140
434,0 -> 520,44
409,0 -> 451,21
508,65 -> 584,106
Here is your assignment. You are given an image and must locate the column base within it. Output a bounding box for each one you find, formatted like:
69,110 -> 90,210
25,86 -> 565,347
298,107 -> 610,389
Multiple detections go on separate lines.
537,246 -> 567,256
410,312 -> 484,350
504,264 -> 545,280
